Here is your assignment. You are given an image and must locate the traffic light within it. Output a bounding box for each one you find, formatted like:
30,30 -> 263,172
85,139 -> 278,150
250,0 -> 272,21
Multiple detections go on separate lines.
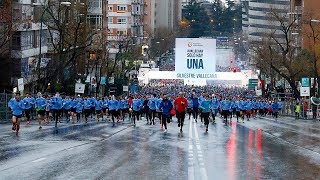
231,67 -> 237,73
141,45 -> 149,56
230,58 -> 234,63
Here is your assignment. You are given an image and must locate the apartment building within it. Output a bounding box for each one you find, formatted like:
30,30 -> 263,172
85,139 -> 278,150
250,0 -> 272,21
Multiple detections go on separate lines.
154,0 -> 182,30
87,0 -> 145,56
9,0 -> 49,88
241,0 -> 290,42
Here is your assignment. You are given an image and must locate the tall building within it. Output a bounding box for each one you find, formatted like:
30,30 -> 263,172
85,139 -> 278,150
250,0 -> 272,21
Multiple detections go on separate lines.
10,0 -> 49,88
241,0 -> 290,42
154,0 -> 182,30
87,0 -> 145,56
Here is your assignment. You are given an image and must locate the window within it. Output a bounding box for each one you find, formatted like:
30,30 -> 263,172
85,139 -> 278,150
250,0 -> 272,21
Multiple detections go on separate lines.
117,18 -> 126,24
88,0 -> 102,8
117,5 -> 127,11
12,33 -> 21,50
117,30 -> 127,36
108,17 -> 113,24
108,5 -> 112,11
87,15 -> 102,29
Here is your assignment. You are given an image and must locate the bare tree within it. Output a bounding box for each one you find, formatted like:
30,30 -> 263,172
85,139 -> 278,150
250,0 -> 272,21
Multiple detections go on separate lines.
250,7 -> 313,98
42,0 -> 92,91
302,11 -> 320,96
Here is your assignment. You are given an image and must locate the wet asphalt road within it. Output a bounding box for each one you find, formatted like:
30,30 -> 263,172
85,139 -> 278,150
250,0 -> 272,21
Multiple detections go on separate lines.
0,115 -> 319,180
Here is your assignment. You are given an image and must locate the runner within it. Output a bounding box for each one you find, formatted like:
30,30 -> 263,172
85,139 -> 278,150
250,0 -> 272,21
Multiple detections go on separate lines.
131,95 -> 142,126
22,93 -> 34,126
8,92 -> 24,136
109,95 -> 119,126
191,93 -> 199,123
51,92 -> 63,126
174,92 -> 188,132
76,100 -> 83,122
159,94 -> 173,133
199,93 -> 211,132
148,94 -> 157,125
35,92 -> 46,129
83,96 -> 91,123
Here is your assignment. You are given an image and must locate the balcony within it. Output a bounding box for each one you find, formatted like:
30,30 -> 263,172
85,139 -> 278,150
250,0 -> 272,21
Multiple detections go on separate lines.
295,6 -> 302,14
132,0 -> 143,5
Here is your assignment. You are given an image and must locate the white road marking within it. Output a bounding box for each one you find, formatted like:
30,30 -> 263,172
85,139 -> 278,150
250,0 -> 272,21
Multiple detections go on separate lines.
188,120 -> 195,180
32,158 -> 46,163
193,121 -> 208,180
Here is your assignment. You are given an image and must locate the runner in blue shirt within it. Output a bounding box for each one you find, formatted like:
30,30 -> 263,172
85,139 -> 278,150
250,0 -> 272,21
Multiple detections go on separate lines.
35,92 -> 47,129
22,93 -> 34,126
8,92 -> 24,136
199,94 -> 211,132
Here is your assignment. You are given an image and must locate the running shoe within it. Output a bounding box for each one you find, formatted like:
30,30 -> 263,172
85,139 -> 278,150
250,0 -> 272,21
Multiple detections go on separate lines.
178,123 -> 180,127
39,126 -> 42,129
26,121 -> 30,126
164,129 -> 167,133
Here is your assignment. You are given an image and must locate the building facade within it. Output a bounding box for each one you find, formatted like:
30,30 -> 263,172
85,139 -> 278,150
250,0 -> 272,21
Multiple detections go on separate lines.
154,0 -> 182,30
241,0 -> 290,42
10,0 -> 49,89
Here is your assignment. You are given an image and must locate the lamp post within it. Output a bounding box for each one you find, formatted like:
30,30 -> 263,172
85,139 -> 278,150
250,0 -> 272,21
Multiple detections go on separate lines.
310,19 -> 320,96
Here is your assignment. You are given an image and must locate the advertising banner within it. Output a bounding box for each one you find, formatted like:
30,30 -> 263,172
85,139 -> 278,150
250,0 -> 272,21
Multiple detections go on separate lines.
175,38 -> 216,79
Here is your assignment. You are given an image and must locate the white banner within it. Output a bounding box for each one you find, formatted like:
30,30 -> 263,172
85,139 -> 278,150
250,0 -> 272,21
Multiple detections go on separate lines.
300,87 -> 310,97
75,83 -> 85,94
18,78 -> 24,91
123,86 -> 129,92
175,38 -> 216,79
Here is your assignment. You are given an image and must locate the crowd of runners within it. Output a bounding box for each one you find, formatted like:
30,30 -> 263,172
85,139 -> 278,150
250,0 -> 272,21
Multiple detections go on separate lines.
7,85 -> 283,136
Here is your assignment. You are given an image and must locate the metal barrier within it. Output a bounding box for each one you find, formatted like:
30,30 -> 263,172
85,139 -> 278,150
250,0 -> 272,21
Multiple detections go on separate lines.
279,99 -> 318,120
0,93 -> 11,122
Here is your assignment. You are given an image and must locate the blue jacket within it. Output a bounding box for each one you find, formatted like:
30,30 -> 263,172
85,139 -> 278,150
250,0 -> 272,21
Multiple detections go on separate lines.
245,102 -> 253,110
76,102 -> 83,113
221,100 -> 231,111
108,99 -> 119,111
211,98 -> 219,110
187,100 -> 193,108
95,99 -> 103,110
192,98 -> 199,108
22,97 -> 34,109
103,99 -> 109,108
50,96 -> 63,110
88,97 -> 96,107
83,99 -> 91,110
63,98 -> 72,110
8,98 -> 24,116
159,99 -> 173,115
272,102 -> 279,112
132,98 -> 142,111
122,99 -> 129,109
35,97 -> 47,110
199,99 -> 211,113
156,98 -> 163,112
147,97 -> 157,110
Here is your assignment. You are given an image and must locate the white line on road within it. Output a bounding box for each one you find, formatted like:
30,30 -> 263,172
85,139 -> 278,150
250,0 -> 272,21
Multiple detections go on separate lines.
188,120 -> 195,180
193,121 -> 208,180
32,158 -> 46,163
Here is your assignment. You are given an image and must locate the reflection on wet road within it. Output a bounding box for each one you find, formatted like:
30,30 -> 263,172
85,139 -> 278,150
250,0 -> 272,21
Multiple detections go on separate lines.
0,116 -> 319,179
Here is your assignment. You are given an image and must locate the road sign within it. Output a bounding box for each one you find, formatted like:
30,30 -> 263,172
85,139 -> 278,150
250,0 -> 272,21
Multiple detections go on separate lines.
301,77 -> 310,87
75,83 -> 85,94
18,78 -> 24,92
123,86 -> 129,92
248,78 -> 258,90
300,87 -> 310,96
